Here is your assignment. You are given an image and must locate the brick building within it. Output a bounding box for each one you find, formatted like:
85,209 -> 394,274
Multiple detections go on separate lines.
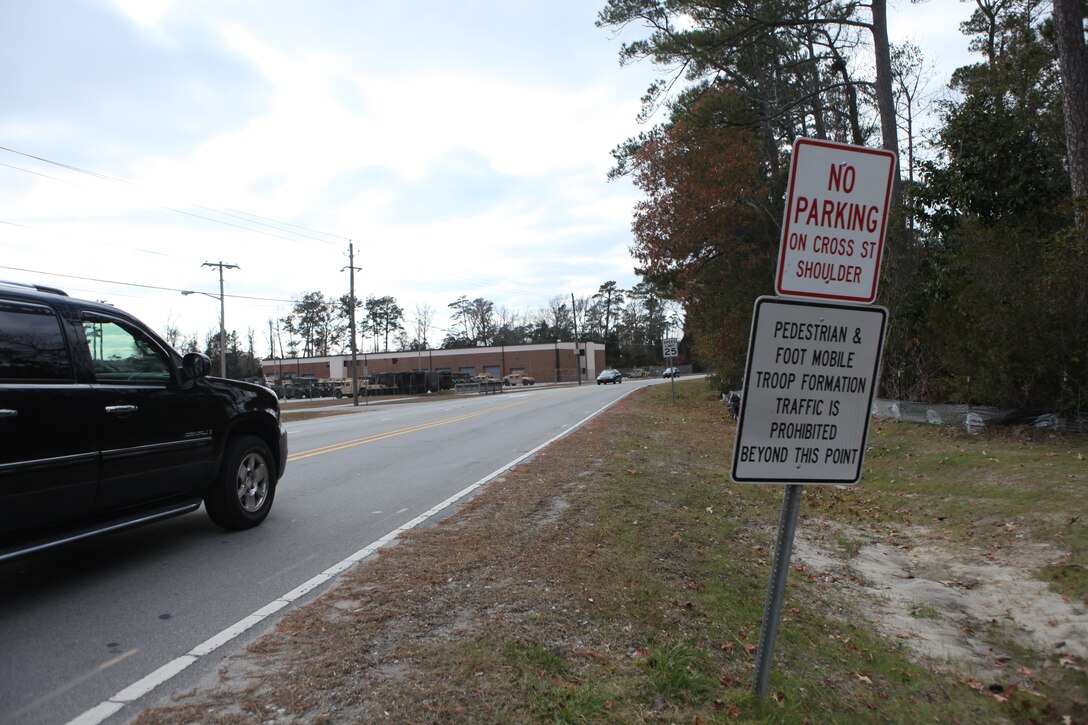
262,341 -> 607,385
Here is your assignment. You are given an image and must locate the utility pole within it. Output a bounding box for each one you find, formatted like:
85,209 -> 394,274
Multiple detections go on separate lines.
571,292 -> 581,385
342,242 -> 361,406
201,261 -> 238,377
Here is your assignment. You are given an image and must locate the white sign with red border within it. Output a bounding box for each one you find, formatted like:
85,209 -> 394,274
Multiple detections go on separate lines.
775,138 -> 897,304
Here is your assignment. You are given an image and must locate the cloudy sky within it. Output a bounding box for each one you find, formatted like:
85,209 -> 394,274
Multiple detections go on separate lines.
1,0 -> 975,354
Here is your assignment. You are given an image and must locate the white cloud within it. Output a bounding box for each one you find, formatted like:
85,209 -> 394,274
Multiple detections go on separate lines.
113,0 -> 177,26
0,0 -> 976,349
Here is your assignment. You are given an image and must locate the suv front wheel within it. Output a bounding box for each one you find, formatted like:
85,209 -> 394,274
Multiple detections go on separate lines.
205,435 -> 276,530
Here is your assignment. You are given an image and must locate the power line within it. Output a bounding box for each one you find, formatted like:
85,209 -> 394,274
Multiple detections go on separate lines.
192,205 -> 340,245
0,217 -> 202,263
0,160 -> 79,185
227,206 -> 343,240
155,204 -> 327,244
0,144 -> 128,184
0,144 -> 621,306
0,144 -> 341,247
0,264 -> 294,302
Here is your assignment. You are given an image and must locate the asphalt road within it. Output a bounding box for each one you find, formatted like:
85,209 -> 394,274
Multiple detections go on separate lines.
0,379 -> 661,725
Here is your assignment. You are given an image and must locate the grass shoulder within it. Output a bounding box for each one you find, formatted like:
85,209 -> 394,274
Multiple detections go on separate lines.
139,380 -> 1087,724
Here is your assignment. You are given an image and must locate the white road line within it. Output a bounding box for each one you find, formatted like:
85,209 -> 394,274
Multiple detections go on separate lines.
68,387 -> 637,725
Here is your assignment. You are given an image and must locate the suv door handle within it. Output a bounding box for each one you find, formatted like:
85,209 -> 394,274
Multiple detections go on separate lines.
0,409 -> 16,420
105,405 -> 139,415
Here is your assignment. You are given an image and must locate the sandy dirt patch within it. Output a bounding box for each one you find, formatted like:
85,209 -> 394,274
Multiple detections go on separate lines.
793,519 -> 1087,677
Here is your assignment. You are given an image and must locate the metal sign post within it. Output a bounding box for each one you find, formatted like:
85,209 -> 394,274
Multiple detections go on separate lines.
753,483 -> 803,698
663,338 -> 678,403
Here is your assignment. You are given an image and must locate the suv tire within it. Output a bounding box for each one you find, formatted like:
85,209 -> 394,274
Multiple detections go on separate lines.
205,435 -> 276,530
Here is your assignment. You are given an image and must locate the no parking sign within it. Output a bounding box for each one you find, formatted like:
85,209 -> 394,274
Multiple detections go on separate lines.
775,138 -> 897,304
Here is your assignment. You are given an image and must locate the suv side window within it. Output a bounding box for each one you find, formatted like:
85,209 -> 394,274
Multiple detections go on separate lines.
82,316 -> 173,383
0,301 -> 74,382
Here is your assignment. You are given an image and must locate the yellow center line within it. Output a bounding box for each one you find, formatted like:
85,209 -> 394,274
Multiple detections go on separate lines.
286,398 -> 535,463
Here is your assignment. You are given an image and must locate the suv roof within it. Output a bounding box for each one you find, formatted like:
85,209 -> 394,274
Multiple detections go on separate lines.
4,280 -> 134,316
0,279 -> 69,296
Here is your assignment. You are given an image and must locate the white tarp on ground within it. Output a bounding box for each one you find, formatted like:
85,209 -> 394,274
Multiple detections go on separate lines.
870,399 -> 1086,433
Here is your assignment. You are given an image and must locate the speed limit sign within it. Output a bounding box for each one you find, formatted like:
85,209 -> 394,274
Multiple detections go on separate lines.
663,338 -> 678,357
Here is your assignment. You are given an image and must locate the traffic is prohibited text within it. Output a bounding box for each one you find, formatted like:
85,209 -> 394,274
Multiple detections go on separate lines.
732,297 -> 887,484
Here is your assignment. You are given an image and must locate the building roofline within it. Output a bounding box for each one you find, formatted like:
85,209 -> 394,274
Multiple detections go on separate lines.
264,340 -> 600,364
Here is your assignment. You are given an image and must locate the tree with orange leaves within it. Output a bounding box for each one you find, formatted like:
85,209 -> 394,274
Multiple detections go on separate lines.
623,89 -> 782,385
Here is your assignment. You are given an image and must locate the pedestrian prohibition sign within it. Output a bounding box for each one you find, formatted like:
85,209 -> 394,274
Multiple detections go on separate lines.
731,297 -> 887,484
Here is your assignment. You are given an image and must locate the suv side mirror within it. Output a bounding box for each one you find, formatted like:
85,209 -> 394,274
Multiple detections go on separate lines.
182,352 -> 212,380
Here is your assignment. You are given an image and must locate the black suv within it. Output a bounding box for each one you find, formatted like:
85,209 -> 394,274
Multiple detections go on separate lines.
0,282 -> 288,562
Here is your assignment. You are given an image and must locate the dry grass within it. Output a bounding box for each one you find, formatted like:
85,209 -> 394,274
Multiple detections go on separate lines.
137,383 -> 1088,724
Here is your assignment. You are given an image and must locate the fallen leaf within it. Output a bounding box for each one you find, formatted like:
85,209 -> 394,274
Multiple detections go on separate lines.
855,673 -> 872,684
573,649 -> 606,661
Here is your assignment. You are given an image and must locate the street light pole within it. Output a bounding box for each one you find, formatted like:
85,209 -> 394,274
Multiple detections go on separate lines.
182,289 -> 223,374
